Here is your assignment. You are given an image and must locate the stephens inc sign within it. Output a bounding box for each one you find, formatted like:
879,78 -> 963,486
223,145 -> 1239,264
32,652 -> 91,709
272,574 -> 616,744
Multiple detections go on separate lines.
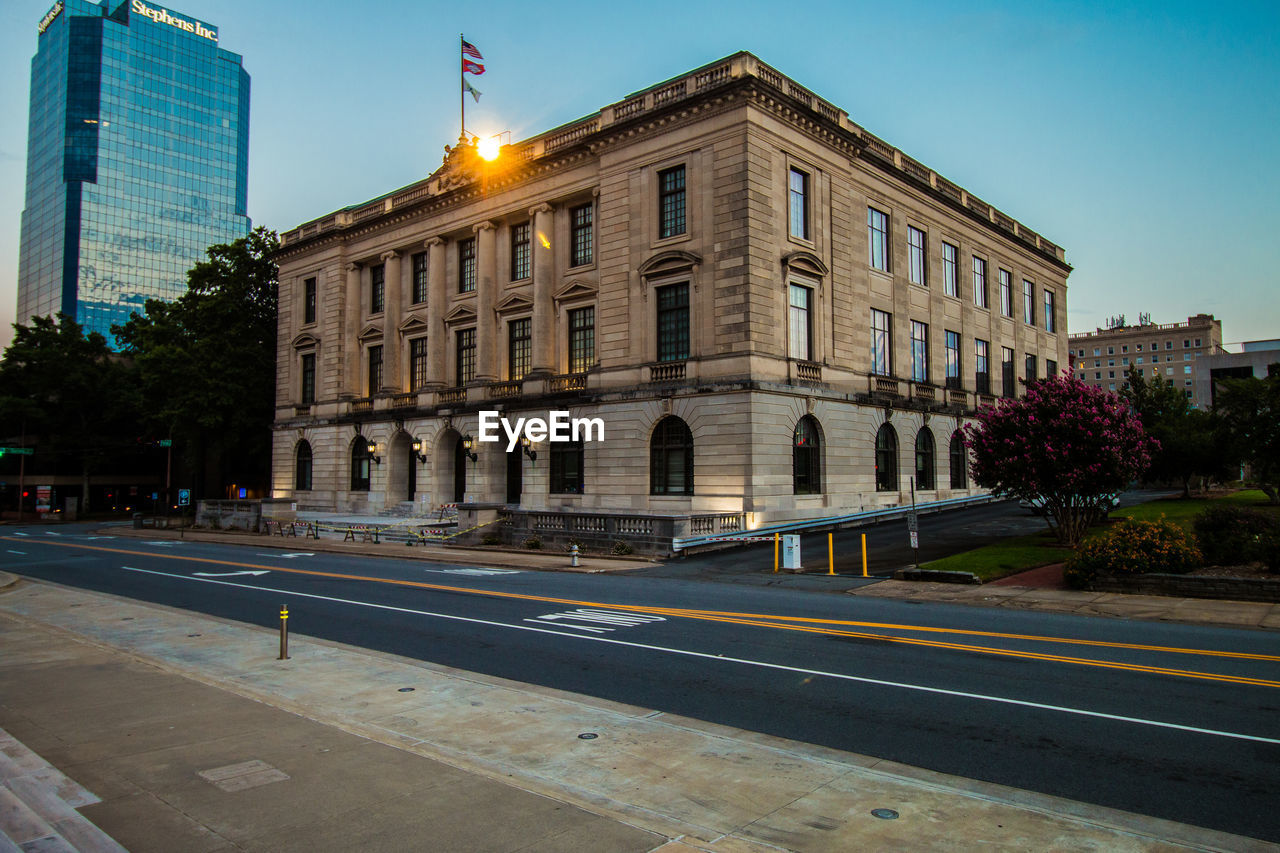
130,0 -> 218,41
37,1 -> 64,34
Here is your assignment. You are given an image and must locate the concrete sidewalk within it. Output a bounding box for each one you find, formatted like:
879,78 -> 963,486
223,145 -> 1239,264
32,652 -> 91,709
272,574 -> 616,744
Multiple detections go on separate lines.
0,572 -> 1266,852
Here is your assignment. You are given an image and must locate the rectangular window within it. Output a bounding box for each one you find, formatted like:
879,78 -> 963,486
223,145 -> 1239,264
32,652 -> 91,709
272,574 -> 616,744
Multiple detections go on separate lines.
910,320 -> 928,382
570,204 -> 593,267
1184,339 -> 1190,348
367,345 -> 383,395
456,329 -> 476,385
1025,353 -> 1038,382
871,309 -> 892,376
370,264 -> 385,314
942,242 -> 958,297
1045,291 -> 1057,332
656,283 -> 690,362
550,441 -> 585,495
1002,347 -> 1016,397
999,269 -> 1012,317
508,318 -> 531,380
458,238 -> 476,293
303,277 -> 317,325
907,226 -> 927,286
1195,338 -> 1202,347
1023,279 -> 1035,325
658,165 -> 686,238
510,222 -> 531,280
411,252 -> 428,304
975,339 -> 990,395
409,337 -> 428,390
945,330 -> 961,389
789,284 -> 813,361
300,353 -> 315,404
788,168 -> 809,239
1047,359 -> 1058,377
972,257 -> 988,308
867,207 -> 890,271
1136,356 -> 1144,364
568,306 -> 595,374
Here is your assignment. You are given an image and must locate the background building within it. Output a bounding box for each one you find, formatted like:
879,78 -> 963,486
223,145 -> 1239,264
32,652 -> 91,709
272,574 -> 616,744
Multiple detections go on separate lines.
272,53 -> 1069,547
17,0 -> 249,342
1193,339 -> 1280,409
1070,314 -> 1223,403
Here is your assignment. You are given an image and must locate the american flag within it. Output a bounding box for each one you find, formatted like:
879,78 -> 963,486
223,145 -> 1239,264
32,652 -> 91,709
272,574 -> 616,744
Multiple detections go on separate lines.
461,40 -> 483,61
463,58 -> 485,75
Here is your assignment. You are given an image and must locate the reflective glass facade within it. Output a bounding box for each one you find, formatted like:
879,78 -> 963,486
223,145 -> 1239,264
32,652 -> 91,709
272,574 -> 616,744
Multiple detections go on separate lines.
18,0 -> 250,343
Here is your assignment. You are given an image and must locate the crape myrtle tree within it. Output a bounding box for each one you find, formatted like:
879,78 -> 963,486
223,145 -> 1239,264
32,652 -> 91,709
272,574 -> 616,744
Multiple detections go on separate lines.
963,373 -> 1156,546
114,227 -> 278,499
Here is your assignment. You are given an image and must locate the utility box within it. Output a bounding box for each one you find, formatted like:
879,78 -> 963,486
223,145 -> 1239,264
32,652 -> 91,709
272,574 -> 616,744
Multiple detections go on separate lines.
781,534 -> 802,570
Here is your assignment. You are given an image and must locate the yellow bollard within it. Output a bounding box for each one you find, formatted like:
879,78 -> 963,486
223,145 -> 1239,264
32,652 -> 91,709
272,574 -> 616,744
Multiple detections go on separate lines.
828,532 -> 835,575
861,534 -> 868,577
773,532 -> 780,573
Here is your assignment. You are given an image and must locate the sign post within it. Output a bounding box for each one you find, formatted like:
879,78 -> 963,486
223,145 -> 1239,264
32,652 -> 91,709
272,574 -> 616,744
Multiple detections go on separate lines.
908,476 -> 920,567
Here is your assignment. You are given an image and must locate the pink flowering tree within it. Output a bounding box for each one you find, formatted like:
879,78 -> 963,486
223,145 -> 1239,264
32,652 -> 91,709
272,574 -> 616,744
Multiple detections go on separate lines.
963,374 -> 1156,546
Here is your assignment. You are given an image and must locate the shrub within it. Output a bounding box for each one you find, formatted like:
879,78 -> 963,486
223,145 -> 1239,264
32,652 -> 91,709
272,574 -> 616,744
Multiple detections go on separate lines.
480,534 -> 502,546
611,539 -> 635,556
523,535 -> 542,550
1192,505 -> 1280,566
1259,529 -> 1280,573
1064,518 -> 1202,588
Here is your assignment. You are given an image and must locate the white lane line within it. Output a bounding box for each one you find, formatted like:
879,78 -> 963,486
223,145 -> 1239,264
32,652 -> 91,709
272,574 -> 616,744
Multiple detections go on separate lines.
255,553 -> 315,559
193,570 -> 271,577
116,566 -> 1280,746
6,550 -> 26,555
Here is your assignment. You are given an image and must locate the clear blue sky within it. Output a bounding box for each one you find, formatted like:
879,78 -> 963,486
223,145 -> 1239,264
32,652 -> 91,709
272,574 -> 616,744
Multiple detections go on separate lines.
2,0 -> 1278,350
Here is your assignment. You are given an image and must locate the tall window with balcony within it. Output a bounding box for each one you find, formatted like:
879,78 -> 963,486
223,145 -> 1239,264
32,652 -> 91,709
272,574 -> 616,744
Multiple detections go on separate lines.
370,264 -> 385,314
910,320 -> 928,383
942,241 -> 958,297
1044,290 -> 1056,333
656,283 -> 690,362
409,338 -> 428,390
458,238 -> 476,293
1023,279 -> 1035,325
303,277 -> 317,324
1002,346 -> 1016,397
788,168 -> 809,240
367,345 -> 383,395
508,318 -> 531,380
868,207 -> 889,271
945,330 -> 961,389
870,309 -> 892,376
793,416 -> 821,495
300,353 -> 315,405
972,257 -> 988,308
568,306 -> 595,374
456,329 -> 476,385
999,269 -> 1012,317
788,284 -> 812,361
650,416 -> 693,495
511,222 -> 531,281
658,165 -> 686,238
411,252 -> 428,304
975,339 -> 990,395
908,226 -> 926,286
570,204 -> 593,267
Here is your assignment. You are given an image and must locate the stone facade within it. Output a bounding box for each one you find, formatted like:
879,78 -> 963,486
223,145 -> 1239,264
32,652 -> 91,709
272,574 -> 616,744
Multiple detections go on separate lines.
272,52 -> 1071,529
1068,314 -> 1223,405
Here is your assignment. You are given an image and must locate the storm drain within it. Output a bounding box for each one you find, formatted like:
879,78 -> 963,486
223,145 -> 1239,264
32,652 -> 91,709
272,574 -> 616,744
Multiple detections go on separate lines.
197,760 -> 290,792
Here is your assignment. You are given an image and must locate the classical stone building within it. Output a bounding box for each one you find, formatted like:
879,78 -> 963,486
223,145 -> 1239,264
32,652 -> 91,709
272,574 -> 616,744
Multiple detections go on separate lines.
1069,314 -> 1223,405
272,52 -> 1070,544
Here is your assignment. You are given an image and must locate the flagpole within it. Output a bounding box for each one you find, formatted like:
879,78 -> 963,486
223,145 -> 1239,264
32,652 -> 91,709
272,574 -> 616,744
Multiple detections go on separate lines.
459,33 -> 465,140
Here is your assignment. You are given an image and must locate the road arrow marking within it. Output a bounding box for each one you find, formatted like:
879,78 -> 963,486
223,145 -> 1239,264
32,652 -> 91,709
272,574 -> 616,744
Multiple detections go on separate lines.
192,570 -> 271,577
424,567 -> 520,577
255,553 -> 315,559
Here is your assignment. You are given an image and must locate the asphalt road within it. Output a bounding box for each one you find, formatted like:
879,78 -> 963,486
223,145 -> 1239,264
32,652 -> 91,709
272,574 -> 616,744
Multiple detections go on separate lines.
2,521 -> 1278,843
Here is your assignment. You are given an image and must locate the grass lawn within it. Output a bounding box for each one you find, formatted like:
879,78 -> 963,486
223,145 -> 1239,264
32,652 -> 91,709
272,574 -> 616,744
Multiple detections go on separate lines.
919,489 -> 1278,582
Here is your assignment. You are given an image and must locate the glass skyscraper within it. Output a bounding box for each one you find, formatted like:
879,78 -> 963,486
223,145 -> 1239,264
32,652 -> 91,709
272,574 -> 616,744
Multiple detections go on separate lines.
18,0 -> 250,343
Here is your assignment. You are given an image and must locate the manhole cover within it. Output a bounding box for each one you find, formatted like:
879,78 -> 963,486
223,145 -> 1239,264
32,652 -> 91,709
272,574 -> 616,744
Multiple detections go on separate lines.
577,732 -> 598,740
871,809 -> 899,820
398,687 -> 415,693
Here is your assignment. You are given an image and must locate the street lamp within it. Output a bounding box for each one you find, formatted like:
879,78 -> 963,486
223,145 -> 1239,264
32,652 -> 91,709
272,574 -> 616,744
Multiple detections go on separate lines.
521,435 -> 537,463
411,438 -> 428,464
460,434 -> 478,463
367,441 -> 382,465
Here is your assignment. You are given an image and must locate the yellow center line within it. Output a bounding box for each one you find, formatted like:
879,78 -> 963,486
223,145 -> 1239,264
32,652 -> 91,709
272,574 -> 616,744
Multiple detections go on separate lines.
8,537 -> 1280,689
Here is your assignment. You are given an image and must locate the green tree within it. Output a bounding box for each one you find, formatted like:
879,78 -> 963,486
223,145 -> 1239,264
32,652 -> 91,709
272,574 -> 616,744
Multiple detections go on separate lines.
0,313 -> 139,513
1214,364 -> 1280,504
1120,365 -> 1231,496
114,227 -> 278,498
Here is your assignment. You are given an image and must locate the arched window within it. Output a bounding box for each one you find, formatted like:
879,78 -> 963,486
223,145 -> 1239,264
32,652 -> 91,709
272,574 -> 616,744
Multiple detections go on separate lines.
875,423 -> 898,492
650,416 -> 693,495
793,416 -> 822,494
915,427 -> 936,490
949,430 -> 969,489
351,435 -> 371,491
295,441 -> 313,491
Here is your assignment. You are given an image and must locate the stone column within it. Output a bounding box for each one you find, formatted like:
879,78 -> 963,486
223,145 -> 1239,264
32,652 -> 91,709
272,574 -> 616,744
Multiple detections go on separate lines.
530,203 -> 556,376
424,237 -> 447,388
343,261 -> 361,397
474,221 -> 497,382
381,250 -> 402,391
